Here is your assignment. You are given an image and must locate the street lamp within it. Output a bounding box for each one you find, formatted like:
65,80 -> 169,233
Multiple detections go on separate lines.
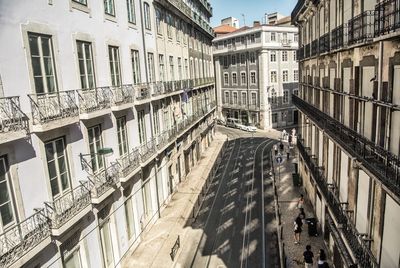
79,147 -> 114,171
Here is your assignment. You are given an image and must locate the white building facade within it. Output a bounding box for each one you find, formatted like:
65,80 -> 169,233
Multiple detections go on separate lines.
0,0 -> 215,267
213,23 -> 299,129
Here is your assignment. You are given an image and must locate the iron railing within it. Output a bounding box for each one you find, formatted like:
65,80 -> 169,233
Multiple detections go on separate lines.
138,139 -> 156,162
319,33 -> 330,53
293,94 -> 400,197
111,85 -> 134,106
155,130 -> 170,150
135,84 -> 150,101
0,96 -> 29,133
28,90 -> 79,124
44,182 -> 91,229
331,24 -> 345,50
89,163 -> 120,198
297,47 -> 304,61
311,39 -> 319,56
0,209 -> 50,268
305,43 -> 310,58
118,148 -> 140,178
348,10 -> 375,45
77,87 -> 112,114
375,0 -> 400,36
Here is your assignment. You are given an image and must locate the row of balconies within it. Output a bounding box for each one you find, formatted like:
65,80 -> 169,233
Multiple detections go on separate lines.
297,0 -> 400,61
221,101 -> 260,111
0,78 -> 215,139
0,102 -> 217,268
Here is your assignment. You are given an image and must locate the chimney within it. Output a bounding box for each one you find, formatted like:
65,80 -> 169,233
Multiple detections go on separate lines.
253,21 -> 260,27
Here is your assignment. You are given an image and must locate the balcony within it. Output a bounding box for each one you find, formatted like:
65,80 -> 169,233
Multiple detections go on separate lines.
348,10 -> 375,45
118,148 -> 140,182
135,84 -> 151,104
77,87 -> 112,120
293,94 -> 400,197
311,39 -> 319,56
375,0 -> 400,37
44,183 -> 91,236
155,130 -> 170,151
297,46 -> 304,61
0,96 -> 29,143
297,139 -> 378,267
110,85 -> 135,111
28,90 -> 79,132
0,209 -> 51,268
305,43 -> 310,58
331,25 -> 345,50
89,163 -> 120,204
139,139 -> 156,165
319,33 -> 330,54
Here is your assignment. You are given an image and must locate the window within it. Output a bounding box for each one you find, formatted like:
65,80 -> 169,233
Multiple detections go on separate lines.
282,33 -> 288,43
241,36 -> 245,44
45,137 -> 71,199
250,34 -> 255,43
108,46 -> 121,86
232,73 -> 237,85
233,92 -> 238,104
131,50 -> 141,84
178,57 -> 182,80
294,70 -> 299,81
250,52 -> 256,64
282,51 -> 288,61
0,157 -> 15,229
153,105 -> 160,135
223,56 -> 228,67
169,56 -> 174,81
271,71 -> 277,83
272,113 -> 278,123
231,55 -> 236,65
251,92 -> 257,105
144,2 -> 151,30
138,110 -> 146,144
127,0 -> 136,24
270,51 -> 276,62
124,190 -> 137,241
63,247 -> 82,268
104,0 -> 115,16
77,41 -> 95,89
294,34 -> 298,42
184,59 -> 188,79
88,125 -> 104,172
117,117 -> 128,156
147,53 -> 155,82
99,206 -> 114,268
241,72 -> 246,85
293,89 -> 299,95
282,70 -> 288,82
240,53 -> 246,65
155,8 -> 162,34
166,14 -> 172,38
159,54 -> 165,81
28,33 -> 58,93
271,32 -> 276,41
271,91 -> 277,104
224,73 -> 229,85
224,91 -> 229,104
73,0 -> 87,5
250,72 -> 256,84
241,92 -> 247,105
293,50 -> 297,61
283,90 -> 289,103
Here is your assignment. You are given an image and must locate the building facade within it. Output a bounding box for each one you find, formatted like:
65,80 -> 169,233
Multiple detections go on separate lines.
213,21 -> 299,129
292,0 -> 400,267
0,0 -> 215,267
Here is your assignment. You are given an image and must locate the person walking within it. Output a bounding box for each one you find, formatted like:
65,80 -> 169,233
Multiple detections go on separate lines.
297,194 -> 304,209
303,245 -> 314,268
274,144 -> 278,155
317,249 -> 329,268
294,215 -> 303,244
299,207 -> 306,224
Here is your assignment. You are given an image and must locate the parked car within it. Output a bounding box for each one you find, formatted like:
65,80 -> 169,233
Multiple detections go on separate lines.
226,118 -> 240,128
239,123 -> 257,132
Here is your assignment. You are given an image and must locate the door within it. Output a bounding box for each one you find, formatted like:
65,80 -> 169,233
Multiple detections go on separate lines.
293,110 -> 298,124
361,66 -> 375,140
177,156 -> 182,182
168,165 -> 173,194
100,219 -> 114,268
390,66 -> 400,155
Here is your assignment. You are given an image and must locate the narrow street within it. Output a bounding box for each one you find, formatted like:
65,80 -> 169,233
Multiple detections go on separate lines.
178,127 -> 279,268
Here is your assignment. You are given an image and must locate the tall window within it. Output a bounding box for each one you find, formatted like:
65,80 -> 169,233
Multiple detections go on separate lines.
294,70 -> 299,81
283,90 -> 289,103
282,51 -> 288,61
282,33 -> 288,43
224,73 -> 229,85
147,53 -> 155,82
270,51 -> 276,62
0,157 -> 15,229
127,0 -> 136,24
294,34 -> 298,42
153,105 -> 160,135
233,92 -> 238,104
232,73 -> 237,85
131,50 -> 141,84
250,52 -> 256,64
117,117 -> 128,156
99,206 -> 114,268
45,138 -> 70,197
124,189 -> 137,241
177,57 -> 182,80
63,246 -> 82,268
223,56 -> 228,67
77,41 -> 95,89
293,50 -> 297,61
231,55 -> 236,65
155,8 -> 162,35
166,14 -> 172,38
271,71 -> 277,83
88,125 -> 104,172
241,72 -> 246,85
144,2 -> 151,30
28,33 -> 58,93
250,72 -> 256,84
240,53 -> 246,65
251,92 -> 257,105
271,32 -> 276,41
159,54 -> 165,81
184,59 -> 188,79
169,56 -> 174,81
224,91 -> 229,104
241,92 -> 247,105
271,91 -> 277,104
272,113 -> 278,123
138,110 -> 146,144
108,46 -> 121,86
250,34 -> 255,43
104,0 -> 115,16
282,70 -> 288,82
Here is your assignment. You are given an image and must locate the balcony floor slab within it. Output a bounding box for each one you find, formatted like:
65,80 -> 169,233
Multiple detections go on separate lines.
0,130 -> 27,144
9,236 -> 52,268
31,116 -> 79,133
50,204 -> 92,237
91,187 -> 116,204
111,103 -> 134,112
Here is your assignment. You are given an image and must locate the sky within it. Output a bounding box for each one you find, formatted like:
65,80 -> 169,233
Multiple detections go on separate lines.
210,0 -> 298,27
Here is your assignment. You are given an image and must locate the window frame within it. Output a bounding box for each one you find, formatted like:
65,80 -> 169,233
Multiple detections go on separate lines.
117,116 -> 129,156
131,49 -> 141,84
88,125 -> 105,173
144,2 -> 151,30
138,110 -> 147,144
0,156 -> 16,231
223,73 -> 229,86
108,46 -> 122,86
250,71 -> 256,85
282,70 -> 289,82
126,0 -> 136,24
232,72 -> 237,85
76,40 -> 96,89
104,0 -> 115,16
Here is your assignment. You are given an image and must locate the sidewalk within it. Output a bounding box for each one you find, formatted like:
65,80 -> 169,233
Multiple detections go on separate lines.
273,145 -> 330,267
122,133 -> 227,268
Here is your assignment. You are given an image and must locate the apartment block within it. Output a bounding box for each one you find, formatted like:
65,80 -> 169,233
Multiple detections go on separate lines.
0,0 -> 215,267
213,20 -> 299,129
292,0 -> 400,267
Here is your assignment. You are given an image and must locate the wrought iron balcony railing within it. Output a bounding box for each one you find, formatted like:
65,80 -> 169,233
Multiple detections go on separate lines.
0,96 -> 29,134
44,182 -> 91,229
297,46 -> 304,61
319,33 -> 330,53
311,39 -> 319,56
28,90 -> 79,125
293,94 -> 400,197
305,43 -> 310,58
0,209 -> 50,268
135,84 -> 150,101
155,130 -> 169,150
348,10 -> 375,45
77,87 -> 112,114
118,148 -> 140,178
331,24 -> 345,50
89,163 -> 120,199
375,0 -> 400,36
297,139 -> 378,267
111,85 -> 134,106
138,139 -> 156,163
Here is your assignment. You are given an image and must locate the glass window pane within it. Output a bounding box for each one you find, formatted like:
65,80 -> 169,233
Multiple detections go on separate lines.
56,139 -> 65,156
60,172 -> 69,191
34,77 -> 44,93
0,181 -> 10,204
46,76 -> 56,92
32,57 -> 42,76
101,222 -> 114,266
0,203 -> 14,226
86,60 -> 93,75
29,35 -> 39,56
50,177 -> 60,196
43,57 -> 54,75
45,143 -> 55,161
58,157 -> 66,174
79,60 -> 86,75
41,37 -> 51,56
48,161 -> 57,179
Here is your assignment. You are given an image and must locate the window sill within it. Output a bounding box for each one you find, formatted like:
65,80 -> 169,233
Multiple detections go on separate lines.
105,14 -> 117,23
128,22 -> 138,30
70,1 -> 91,14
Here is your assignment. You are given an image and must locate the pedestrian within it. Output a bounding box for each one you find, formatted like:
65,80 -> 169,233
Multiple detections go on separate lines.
317,249 -> 329,268
274,144 -> 278,155
297,194 -> 304,209
303,245 -> 314,268
299,207 -> 306,223
294,215 -> 303,244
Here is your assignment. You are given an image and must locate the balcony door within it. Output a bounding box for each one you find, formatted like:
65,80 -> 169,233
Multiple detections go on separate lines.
390,66 -> 400,156
361,66 -> 375,141
0,156 -> 15,232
